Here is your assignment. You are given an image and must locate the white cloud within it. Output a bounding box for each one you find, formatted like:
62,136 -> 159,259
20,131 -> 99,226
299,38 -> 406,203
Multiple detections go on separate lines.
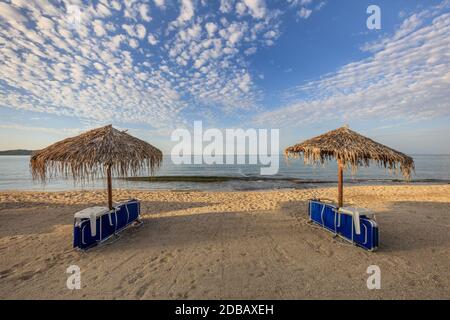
361,11 -> 428,52
177,0 -> 195,24
227,24 -> 245,45
244,47 -> 257,55
0,2 -> 27,23
92,20 -> 107,37
154,0 -> 166,9
122,24 -> 135,37
122,24 -> 146,39
109,34 -> 125,50
220,0 -> 233,13
238,72 -> 252,92
37,16 -> 54,30
205,22 -> 218,37
264,30 -> 278,38
0,123 -> 83,135
139,3 -> 151,22
236,2 -> 247,16
110,1 -> 121,11
95,3 -> 112,18
243,0 -> 266,19
93,62 -> 104,71
147,33 -> 158,45
136,24 -> 147,39
288,0 -> 325,20
298,7 -> 312,19
315,1 -> 326,11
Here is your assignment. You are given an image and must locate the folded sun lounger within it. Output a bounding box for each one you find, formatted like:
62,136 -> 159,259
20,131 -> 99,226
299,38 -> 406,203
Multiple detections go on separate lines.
73,199 -> 141,250
308,199 -> 379,251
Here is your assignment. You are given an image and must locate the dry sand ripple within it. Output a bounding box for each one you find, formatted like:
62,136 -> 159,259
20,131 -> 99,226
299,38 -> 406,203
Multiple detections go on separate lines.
0,184 -> 449,299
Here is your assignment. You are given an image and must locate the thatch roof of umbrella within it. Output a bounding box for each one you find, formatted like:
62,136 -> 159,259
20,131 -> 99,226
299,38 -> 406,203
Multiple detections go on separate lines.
285,126 -> 414,179
285,126 -> 415,208
30,125 -> 163,209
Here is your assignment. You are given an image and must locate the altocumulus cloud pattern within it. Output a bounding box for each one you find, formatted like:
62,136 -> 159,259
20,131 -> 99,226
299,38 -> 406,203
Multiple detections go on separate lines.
0,0 -> 322,131
0,0 -> 449,135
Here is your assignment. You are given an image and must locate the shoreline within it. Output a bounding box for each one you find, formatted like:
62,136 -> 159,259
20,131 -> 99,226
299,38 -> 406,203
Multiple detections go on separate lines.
1,179 -> 449,193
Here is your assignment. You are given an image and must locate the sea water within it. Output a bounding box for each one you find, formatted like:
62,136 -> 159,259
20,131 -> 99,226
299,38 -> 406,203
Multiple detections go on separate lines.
0,155 -> 449,191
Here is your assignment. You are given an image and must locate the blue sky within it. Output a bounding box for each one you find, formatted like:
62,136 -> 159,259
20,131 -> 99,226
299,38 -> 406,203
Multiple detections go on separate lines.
0,0 -> 449,154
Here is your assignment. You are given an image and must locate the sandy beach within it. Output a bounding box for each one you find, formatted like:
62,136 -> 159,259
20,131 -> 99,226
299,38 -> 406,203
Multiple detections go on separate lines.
0,184 -> 449,299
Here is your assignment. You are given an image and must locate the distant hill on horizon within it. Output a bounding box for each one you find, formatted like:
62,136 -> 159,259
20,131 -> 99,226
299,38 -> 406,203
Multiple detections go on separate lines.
0,149 -> 35,155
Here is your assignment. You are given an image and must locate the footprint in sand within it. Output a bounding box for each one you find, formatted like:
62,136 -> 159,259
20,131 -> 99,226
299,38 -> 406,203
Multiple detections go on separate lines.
135,278 -> 157,299
256,271 -> 265,278
17,271 -> 35,281
128,272 -> 144,284
135,282 -> 151,298
176,291 -> 189,299
0,269 -> 13,279
407,279 -> 417,287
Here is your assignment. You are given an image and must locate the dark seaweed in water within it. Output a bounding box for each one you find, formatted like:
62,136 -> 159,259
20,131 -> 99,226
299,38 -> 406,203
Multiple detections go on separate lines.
123,175 -> 448,184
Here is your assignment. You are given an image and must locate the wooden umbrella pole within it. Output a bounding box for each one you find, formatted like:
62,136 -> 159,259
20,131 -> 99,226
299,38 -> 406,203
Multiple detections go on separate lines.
338,160 -> 343,208
107,164 -> 113,210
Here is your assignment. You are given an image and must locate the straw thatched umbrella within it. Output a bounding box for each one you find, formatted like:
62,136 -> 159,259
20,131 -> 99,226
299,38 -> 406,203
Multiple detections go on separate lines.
285,126 -> 414,208
30,125 -> 163,209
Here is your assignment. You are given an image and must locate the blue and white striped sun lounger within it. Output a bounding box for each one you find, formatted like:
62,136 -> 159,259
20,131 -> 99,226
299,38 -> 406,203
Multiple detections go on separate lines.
308,199 -> 379,251
73,199 -> 141,250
